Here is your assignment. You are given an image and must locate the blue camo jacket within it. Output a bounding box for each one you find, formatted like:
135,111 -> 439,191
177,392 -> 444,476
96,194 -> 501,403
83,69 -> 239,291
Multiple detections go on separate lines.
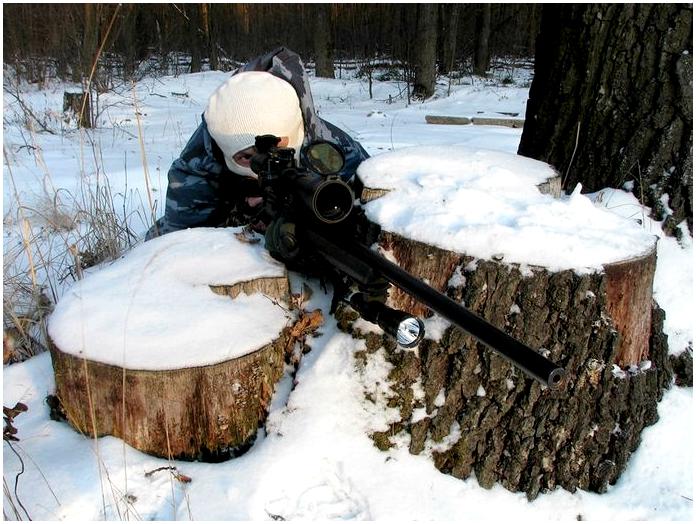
146,48 -> 369,239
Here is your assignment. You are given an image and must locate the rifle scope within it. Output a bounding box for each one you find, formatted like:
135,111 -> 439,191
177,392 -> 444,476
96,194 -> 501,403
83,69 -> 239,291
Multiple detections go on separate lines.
251,136 -> 354,224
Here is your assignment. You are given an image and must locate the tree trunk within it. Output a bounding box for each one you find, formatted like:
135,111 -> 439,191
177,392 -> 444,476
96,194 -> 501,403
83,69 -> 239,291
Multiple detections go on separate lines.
201,3 -> 218,71
473,4 -> 491,76
518,4 -> 693,234
526,4 -> 541,55
48,273 -> 311,461
350,165 -> 672,500
50,337 -> 284,460
314,4 -> 335,79
74,3 -> 99,83
440,4 -> 461,75
412,3 -> 438,99
120,5 -> 138,79
189,5 -> 203,73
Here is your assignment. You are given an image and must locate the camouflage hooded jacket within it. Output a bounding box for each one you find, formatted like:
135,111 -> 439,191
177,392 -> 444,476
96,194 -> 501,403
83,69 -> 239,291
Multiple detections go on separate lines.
146,48 -> 369,239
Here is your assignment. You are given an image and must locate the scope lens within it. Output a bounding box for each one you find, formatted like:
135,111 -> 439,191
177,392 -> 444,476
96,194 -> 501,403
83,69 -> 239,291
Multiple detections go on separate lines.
396,317 -> 425,348
314,182 -> 353,223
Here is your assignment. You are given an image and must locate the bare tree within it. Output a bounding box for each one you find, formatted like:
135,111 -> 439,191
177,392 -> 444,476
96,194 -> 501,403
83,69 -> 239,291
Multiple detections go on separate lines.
4,4 -> 545,85
473,4 -> 491,76
189,5 -> 203,73
439,4 -> 461,75
73,3 -> 100,83
314,4 -> 335,78
412,3 -> 438,99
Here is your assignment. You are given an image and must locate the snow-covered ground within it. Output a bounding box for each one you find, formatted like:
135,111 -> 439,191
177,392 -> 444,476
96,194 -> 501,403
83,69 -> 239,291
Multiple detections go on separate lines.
3,63 -> 693,520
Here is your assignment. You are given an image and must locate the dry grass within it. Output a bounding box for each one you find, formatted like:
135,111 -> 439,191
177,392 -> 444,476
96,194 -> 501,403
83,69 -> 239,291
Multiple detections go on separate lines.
3,136 -> 143,366
2,9 -> 170,519
3,117 -> 155,524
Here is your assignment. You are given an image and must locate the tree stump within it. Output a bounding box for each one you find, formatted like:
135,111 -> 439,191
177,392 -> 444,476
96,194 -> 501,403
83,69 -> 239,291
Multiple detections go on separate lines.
48,228 -> 303,460
63,90 -> 92,128
350,147 -> 672,499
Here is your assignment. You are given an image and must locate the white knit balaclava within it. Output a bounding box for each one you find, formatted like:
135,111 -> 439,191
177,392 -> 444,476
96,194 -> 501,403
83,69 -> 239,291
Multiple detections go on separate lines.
205,71 -> 305,177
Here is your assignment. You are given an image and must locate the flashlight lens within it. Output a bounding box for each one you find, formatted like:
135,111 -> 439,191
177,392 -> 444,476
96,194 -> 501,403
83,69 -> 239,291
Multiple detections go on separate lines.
396,317 -> 424,348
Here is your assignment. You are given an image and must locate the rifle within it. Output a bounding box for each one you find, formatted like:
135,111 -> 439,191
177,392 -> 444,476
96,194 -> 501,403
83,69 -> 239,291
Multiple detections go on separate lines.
250,135 -> 565,389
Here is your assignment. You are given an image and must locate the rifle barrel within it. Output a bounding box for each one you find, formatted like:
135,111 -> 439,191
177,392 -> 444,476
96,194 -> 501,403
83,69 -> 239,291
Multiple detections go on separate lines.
306,229 -> 565,389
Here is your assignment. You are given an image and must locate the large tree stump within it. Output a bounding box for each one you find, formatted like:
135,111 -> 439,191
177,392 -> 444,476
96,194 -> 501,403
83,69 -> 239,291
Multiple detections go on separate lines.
349,147 -> 672,499
48,228 -> 302,460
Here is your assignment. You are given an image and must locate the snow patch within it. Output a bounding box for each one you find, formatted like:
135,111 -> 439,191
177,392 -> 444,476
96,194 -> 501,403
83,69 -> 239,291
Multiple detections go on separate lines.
358,149 -> 657,273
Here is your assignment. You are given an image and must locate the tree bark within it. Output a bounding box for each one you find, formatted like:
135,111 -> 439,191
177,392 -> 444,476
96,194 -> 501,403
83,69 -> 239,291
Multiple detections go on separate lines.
120,5 -> 138,79
49,274 -> 307,461
518,4 -> 693,234
473,4 -> 491,76
200,3 -> 218,72
412,3 -> 438,99
188,5 -> 203,73
314,4 -> 335,79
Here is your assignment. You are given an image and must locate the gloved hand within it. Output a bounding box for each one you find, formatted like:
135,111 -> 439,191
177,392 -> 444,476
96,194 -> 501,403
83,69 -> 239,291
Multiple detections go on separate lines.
264,217 -> 300,263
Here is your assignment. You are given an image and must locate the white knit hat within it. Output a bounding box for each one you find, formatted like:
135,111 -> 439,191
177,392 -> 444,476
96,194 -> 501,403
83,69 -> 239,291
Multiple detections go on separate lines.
205,71 -> 305,176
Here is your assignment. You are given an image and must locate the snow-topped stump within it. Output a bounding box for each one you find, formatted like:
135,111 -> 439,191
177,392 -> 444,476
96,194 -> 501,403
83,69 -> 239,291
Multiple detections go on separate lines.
48,228 -> 296,460
63,90 -> 92,128
352,147 -> 672,499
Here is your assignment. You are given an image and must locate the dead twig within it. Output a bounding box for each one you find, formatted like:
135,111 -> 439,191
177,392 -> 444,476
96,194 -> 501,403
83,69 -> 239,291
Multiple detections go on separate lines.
562,120 -> 582,190
4,440 -> 31,520
143,465 -> 192,483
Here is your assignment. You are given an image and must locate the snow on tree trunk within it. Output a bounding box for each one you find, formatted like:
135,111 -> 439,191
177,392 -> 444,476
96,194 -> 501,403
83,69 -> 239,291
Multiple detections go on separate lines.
349,147 -> 672,499
47,228 -> 304,460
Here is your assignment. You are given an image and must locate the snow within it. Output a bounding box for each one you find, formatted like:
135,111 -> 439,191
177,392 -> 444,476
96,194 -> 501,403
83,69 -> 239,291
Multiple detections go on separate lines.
47,227 -> 290,369
3,64 -> 693,520
358,147 -> 657,272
